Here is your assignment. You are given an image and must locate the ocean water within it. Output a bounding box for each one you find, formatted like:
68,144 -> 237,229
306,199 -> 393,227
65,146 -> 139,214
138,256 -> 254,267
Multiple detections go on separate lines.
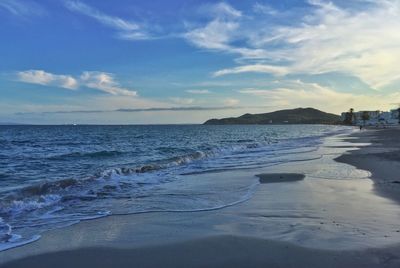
0,124 -> 350,250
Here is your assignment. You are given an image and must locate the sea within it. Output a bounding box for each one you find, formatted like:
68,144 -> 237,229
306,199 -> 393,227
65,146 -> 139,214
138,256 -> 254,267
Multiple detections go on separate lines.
0,124 -> 351,251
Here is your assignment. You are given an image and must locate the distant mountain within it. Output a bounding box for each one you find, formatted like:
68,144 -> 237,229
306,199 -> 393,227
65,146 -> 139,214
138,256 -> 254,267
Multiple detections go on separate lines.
204,108 -> 341,125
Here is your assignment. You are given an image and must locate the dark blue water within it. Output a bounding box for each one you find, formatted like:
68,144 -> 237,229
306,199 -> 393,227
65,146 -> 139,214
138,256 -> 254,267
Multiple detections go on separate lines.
0,124 -> 350,250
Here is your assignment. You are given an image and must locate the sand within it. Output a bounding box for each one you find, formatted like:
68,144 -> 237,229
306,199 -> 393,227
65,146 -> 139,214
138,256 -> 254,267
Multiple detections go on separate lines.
1,127 -> 400,268
336,127 -> 400,204
2,235 -> 400,268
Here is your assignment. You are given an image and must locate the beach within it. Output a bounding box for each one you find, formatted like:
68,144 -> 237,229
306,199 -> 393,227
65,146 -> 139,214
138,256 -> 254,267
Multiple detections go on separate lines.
1,127 -> 400,268
336,127 -> 400,204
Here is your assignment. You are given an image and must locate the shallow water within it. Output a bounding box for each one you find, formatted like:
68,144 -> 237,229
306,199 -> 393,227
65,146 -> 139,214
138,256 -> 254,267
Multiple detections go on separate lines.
212,135 -> 400,250
0,124 -> 350,250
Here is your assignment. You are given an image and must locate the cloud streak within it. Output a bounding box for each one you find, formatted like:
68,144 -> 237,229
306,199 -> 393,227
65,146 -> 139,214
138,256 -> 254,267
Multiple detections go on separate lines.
65,1 -> 149,40
186,90 -> 212,94
15,106 -> 254,115
183,2 -> 268,59
169,97 -> 194,105
17,70 -> 137,96
0,0 -> 44,17
222,98 -> 239,106
18,70 -> 78,89
184,18 -> 239,51
253,2 -> 278,15
203,2 -> 242,18
80,72 -> 137,96
213,64 -> 288,77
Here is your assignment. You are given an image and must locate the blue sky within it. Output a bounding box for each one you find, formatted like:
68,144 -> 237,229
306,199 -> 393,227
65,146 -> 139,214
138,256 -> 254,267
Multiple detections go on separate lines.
1,0 -> 399,124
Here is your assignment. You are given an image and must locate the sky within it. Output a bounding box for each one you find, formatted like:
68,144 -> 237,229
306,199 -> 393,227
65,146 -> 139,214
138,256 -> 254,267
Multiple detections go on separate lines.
1,0 -> 400,124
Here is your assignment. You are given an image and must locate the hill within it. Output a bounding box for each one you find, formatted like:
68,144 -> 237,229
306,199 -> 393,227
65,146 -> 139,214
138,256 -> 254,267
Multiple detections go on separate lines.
204,108 -> 341,125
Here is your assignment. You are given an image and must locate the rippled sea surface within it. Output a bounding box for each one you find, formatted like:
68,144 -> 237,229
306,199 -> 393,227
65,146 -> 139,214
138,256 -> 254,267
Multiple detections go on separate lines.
0,124 -> 350,250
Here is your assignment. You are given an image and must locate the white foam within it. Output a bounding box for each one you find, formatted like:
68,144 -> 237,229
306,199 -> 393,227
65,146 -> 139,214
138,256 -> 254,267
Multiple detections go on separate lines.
0,235 -> 41,252
0,126 -> 353,252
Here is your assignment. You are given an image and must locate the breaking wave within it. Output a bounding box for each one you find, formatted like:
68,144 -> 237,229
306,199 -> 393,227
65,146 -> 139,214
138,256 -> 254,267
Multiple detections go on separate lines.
0,124 -> 352,251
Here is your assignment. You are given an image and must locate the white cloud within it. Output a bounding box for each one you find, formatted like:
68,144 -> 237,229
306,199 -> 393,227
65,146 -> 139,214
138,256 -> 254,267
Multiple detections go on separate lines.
65,1 -> 149,40
117,31 -> 150,41
17,70 -> 137,96
184,19 -> 269,59
239,80 -> 400,113
223,98 -> 240,106
183,2 -> 268,59
80,72 -> 137,96
184,1 -> 400,90
18,70 -> 78,89
208,2 -> 242,18
169,97 -> 194,105
213,64 -> 289,77
184,19 -> 238,51
186,89 -> 211,94
65,1 -> 137,31
265,0 -> 400,89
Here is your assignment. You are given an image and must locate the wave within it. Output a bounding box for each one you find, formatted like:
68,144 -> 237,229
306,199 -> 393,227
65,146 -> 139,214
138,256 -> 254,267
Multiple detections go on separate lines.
0,194 -> 62,216
0,234 -> 41,252
0,125 -> 353,252
1,134 -> 324,206
2,150 -> 211,205
47,150 -> 125,160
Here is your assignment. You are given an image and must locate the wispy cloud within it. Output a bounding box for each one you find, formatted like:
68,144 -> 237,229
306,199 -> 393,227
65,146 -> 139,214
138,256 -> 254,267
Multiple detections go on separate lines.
245,0 -> 400,89
186,89 -> 212,94
169,97 -> 194,105
201,2 -> 242,18
239,80 -> 400,113
187,1 -> 400,90
184,2 -> 275,61
65,1 -> 138,31
253,2 -> 278,15
17,70 -> 137,96
15,106 -> 250,115
184,18 -> 238,51
222,98 -> 240,106
213,64 -> 288,77
18,70 -> 78,89
65,1 -> 149,40
80,72 -> 137,96
0,0 -> 45,17
183,2 -> 268,59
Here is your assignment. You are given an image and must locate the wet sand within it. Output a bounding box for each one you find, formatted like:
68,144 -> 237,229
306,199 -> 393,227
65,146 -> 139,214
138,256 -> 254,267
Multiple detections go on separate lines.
1,127 -> 400,268
336,127 -> 400,204
2,235 -> 400,268
256,173 -> 305,183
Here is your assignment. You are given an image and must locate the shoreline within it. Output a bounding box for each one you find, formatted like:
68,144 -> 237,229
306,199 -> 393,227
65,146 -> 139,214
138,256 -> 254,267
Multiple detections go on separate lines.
336,127 -> 400,204
1,128 -> 400,267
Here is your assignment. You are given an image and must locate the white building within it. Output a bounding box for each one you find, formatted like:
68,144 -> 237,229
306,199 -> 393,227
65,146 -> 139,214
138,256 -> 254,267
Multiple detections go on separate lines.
391,109 -> 399,121
341,109 -> 399,126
